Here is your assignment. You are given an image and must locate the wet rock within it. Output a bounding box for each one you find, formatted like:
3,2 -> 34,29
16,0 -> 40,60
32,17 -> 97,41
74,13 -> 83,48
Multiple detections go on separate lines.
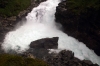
7,16 -> 17,21
55,0 -> 100,56
30,37 -> 59,49
26,37 -> 59,59
83,60 -> 93,65
45,50 -> 99,66
27,48 -> 49,59
18,10 -> 28,18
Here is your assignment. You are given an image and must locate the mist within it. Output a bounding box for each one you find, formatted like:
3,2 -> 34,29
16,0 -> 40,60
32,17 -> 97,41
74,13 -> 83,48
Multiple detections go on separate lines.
1,0 -> 100,65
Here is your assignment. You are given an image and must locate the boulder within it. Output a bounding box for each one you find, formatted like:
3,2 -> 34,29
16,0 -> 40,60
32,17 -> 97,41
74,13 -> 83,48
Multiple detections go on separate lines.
45,50 -> 99,66
27,37 -> 59,59
30,37 -> 59,49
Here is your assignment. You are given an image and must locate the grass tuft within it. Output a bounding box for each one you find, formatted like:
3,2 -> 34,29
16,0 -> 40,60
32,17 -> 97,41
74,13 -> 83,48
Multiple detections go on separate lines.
0,54 -> 49,66
0,0 -> 31,17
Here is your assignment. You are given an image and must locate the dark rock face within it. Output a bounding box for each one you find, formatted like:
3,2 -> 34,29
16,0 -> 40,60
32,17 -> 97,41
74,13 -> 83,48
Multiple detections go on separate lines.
55,0 -> 100,56
45,50 -> 99,66
30,37 -> 58,49
26,48 -> 49,59
27,37 -> 59,59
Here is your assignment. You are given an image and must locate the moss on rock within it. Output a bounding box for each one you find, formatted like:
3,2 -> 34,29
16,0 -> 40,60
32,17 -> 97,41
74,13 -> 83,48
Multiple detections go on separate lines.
0,0 -> 31,17
0,54 -> 49,66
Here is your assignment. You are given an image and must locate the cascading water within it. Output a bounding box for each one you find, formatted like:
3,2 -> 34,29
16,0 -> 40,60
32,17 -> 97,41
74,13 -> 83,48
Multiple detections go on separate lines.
1,0 -> 100,65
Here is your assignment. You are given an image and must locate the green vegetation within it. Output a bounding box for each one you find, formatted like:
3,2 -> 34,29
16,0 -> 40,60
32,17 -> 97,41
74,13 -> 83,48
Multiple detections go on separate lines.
66,0 -> 100,15
0,54 -> 49,66
0,0 -> 31,17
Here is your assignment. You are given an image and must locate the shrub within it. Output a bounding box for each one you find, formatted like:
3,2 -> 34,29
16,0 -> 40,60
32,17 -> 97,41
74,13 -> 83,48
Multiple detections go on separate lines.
0,54 -> 49,66
66,0 -> 100,15
0,0 -> 31,17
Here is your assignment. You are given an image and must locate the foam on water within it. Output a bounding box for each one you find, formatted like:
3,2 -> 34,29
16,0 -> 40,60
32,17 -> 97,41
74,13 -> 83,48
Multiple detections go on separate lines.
2,0 -> 100,65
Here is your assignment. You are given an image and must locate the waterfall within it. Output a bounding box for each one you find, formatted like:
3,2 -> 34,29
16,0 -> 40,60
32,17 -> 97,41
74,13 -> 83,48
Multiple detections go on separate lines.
1,0 -> 100,65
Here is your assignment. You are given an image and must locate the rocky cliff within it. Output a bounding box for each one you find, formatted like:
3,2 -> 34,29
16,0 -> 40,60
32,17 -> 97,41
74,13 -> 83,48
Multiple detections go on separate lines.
45,50 -> 99,66
55,0 -> 100,56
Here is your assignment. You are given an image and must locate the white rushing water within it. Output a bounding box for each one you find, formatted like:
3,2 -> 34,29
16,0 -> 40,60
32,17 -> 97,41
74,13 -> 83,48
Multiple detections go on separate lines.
2,0 -> 100,65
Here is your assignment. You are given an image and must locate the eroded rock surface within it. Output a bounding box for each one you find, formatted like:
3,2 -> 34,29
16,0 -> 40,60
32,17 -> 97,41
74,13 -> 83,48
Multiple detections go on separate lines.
26,37 -> 59,59
45,50 -> 99,66
30,37 -> 58,49
55,0 -> 100,56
